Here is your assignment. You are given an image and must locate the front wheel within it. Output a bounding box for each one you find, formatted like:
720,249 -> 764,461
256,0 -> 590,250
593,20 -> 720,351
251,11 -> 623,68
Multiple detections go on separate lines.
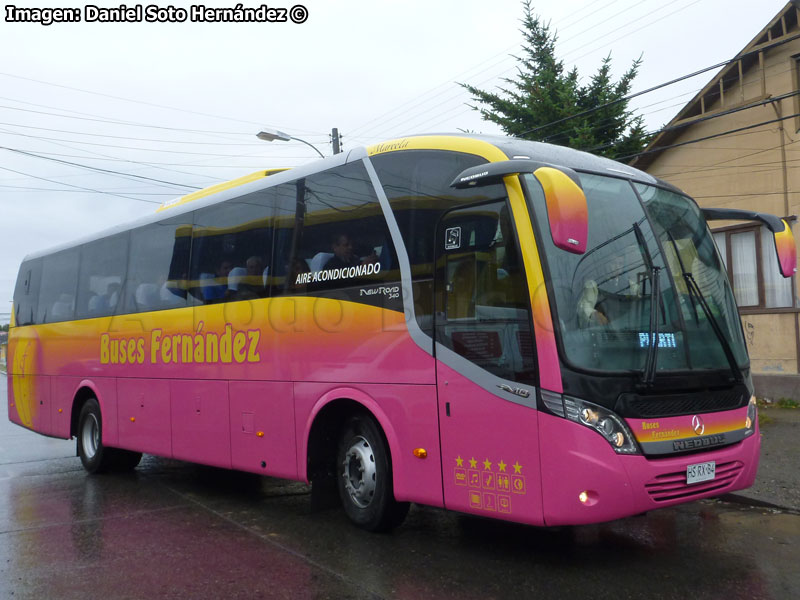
336,413 -> 409,531
77,398 -> 141,473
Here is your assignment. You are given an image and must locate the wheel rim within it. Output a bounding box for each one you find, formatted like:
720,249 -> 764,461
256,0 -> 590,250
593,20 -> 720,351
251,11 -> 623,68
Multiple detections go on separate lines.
81,413 -> 100,459
342,435 -> 377,508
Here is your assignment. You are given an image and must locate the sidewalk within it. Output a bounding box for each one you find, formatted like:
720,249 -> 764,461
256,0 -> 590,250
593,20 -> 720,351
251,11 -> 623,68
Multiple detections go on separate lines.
725,406 -> 800,512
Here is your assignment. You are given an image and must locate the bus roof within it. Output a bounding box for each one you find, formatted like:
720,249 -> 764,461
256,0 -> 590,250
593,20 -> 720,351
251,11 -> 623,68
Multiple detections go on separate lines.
21,134 -> 673,262
156,168 -> 290,213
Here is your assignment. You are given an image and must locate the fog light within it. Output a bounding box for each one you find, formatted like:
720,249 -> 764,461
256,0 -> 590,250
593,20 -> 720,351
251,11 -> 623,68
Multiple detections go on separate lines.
579,491 -> 589,504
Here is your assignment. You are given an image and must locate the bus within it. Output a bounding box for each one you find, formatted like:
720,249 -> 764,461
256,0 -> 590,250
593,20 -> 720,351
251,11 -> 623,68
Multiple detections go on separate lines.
7,134 -> 797,531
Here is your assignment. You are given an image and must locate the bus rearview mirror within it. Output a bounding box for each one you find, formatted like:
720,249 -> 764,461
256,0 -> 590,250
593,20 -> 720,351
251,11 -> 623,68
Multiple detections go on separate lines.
773,219 -> 797,278
534,167 -> 588,255
702,208 -> 797,278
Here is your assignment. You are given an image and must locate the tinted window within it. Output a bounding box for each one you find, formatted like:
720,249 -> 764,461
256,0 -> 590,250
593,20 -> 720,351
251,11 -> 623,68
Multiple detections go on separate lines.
76,233 -> 129,319
190,189 -> 274,304
371,150 -> 507,334
38,249 -> 80,323
12,258 -> 42,326
124,215 -> 191,313
435,201 -> 536,383
272,162 -> 398,297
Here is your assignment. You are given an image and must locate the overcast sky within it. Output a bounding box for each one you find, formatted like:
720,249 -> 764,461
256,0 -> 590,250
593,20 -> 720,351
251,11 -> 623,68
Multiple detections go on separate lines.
0,0 -> 789,321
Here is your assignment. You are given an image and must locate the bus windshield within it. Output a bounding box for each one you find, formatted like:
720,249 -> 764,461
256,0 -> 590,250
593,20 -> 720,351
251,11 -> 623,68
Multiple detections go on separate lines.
526,172 -> 749,375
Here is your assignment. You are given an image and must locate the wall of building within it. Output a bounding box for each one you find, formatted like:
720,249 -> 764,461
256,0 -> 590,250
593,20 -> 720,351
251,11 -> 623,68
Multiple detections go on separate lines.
643,21 -> 800,399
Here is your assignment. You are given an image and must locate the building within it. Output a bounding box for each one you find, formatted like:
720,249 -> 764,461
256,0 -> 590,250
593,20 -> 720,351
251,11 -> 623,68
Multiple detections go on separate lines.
632,1 -> 800,400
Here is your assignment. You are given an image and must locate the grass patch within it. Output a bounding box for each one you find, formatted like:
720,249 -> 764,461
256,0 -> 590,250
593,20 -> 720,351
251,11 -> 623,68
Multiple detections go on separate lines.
777,397 -> 799,409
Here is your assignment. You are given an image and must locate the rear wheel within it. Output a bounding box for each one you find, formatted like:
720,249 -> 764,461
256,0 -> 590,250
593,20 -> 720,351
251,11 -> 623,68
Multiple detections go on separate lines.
336,413 -> 409,531
77,398 -> 141,473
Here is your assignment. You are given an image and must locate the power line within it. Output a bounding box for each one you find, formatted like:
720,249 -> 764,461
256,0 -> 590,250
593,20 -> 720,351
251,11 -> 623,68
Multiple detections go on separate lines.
518,31 -> 800,138
0,128 -> 276,157
583,89 -> 800,155
0,149 -> 274,169
0,101 -> 330,146
557,0 -> 667,57
0,127 -> 225,183
0,120 -> 274,146
0,184 -> 178,195
620,112 -> 800,162
0,71 -> 326,135
560,0 -> 700,62
350,0 -> 655,139
0,146 -> 201,190
365,0 -> 701,139
0,165 -> 161,204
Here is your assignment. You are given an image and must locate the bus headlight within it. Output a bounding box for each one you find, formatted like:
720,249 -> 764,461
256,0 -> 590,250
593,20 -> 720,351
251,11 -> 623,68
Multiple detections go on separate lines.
744,396 -> 757,437
563,396 -> 640,454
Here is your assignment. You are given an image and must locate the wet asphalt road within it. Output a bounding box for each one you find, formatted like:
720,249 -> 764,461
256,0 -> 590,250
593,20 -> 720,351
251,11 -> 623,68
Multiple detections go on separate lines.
1,376 -> 798,600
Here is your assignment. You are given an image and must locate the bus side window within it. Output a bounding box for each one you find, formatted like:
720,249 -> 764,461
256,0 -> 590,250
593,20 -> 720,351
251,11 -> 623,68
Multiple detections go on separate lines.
38,249 -> 79,324
189,188 -> 274,304
76,233 -> 129,319
271,163 -> 398,296
435,201 -> 537,384
12,258 -> 42,326
124,215 -> 192,314
370,150 -> 508,338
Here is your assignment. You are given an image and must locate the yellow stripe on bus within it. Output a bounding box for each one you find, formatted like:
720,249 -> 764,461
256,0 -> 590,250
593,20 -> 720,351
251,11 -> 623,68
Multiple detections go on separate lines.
368,135 -> 508,162
156,168 -> 289,213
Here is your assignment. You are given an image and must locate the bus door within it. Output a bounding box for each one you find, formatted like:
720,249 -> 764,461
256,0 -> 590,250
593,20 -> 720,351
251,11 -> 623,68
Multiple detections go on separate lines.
433,200 -> 544,525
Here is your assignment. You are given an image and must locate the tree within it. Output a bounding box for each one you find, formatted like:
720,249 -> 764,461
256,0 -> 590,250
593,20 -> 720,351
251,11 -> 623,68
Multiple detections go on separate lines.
460,1 -> 650,160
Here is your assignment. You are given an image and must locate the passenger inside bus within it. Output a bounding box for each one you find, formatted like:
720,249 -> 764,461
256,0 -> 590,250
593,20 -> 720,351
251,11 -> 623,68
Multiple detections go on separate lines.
323,233 -> 379,270
199,260 -> 233,302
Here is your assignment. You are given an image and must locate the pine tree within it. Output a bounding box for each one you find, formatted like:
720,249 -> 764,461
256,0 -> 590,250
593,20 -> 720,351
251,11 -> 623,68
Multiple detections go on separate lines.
460,1 -> 650,160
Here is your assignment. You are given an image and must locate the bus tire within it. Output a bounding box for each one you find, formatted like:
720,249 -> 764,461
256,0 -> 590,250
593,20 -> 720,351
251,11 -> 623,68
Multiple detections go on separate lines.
110,448 -> 142,472
77,398 -> 141,474
336,413 -> 409,532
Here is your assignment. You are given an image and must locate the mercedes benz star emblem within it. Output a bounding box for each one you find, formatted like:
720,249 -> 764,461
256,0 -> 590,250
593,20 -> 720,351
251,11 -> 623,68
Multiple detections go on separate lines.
691,415 -> 705,436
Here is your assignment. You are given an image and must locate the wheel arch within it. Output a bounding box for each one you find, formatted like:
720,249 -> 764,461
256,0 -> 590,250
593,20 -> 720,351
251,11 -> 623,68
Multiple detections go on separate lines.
69,380 -> 103,439
302,387 -> 401,485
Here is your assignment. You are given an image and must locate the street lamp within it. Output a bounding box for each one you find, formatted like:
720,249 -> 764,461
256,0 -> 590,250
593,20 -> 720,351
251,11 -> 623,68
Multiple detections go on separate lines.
256,128 -> 325,159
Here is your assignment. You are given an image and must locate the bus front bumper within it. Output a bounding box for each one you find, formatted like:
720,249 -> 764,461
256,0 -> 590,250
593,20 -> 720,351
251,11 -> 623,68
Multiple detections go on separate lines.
538,412 -> 760,526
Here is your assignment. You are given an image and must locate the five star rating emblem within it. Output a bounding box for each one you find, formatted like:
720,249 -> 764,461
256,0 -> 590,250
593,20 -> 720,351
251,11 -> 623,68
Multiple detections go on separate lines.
453,453 -> 526,515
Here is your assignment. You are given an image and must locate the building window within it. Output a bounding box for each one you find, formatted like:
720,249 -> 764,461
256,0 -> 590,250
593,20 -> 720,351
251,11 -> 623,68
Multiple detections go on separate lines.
713,224 -> 795,309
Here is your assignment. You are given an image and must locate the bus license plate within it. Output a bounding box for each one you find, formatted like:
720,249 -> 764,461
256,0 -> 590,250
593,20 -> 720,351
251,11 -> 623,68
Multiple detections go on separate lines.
686,461 -> 715,484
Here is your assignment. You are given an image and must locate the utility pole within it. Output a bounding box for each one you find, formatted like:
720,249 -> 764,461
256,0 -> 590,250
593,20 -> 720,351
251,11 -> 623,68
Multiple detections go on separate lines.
331,128 -> 342,154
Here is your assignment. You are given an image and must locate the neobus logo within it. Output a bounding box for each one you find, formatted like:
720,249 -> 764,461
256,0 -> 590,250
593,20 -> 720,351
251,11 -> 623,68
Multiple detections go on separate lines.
672,434 -> 726,452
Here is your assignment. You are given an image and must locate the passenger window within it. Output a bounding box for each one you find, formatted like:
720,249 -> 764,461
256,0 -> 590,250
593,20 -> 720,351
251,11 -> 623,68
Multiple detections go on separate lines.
435,201 -> 537,383
371,150 -> 508,336
76,233 -> 129,319
124,215 -> 192,313
271,162 -> 398,297
38,249 -> 80,324
189,188 -> 274,305
13,258 -> 42,326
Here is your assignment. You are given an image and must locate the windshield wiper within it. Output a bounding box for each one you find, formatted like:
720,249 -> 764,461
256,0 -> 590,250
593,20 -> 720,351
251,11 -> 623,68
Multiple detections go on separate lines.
633,222 -> 660,385
665,231 -> 743,384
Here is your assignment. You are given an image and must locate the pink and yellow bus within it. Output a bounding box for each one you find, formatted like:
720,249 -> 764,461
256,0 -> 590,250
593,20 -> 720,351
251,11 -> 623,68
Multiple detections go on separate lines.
7,134 -> 797,531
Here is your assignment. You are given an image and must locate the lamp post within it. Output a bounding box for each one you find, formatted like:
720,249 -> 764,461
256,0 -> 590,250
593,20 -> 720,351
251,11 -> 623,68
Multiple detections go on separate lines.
256,128 -> 325,159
